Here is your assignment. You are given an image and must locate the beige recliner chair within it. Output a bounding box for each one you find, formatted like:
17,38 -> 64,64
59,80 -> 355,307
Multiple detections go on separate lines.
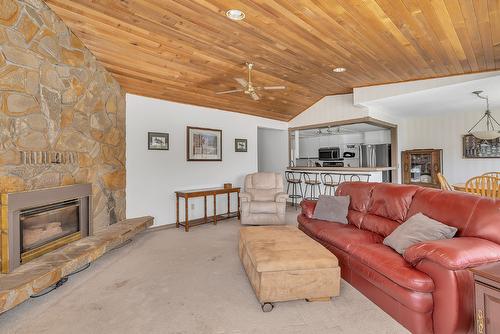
240,172 -> 287,225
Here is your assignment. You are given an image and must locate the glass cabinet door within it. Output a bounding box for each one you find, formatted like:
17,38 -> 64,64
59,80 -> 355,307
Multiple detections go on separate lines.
410,153 -> 433,184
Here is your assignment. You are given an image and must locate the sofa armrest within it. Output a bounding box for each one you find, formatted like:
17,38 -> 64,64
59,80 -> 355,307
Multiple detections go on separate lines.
404,237 -> 500,271
240,192 -> 252,203
275,192 -> 288,203
300,199 -> 317,218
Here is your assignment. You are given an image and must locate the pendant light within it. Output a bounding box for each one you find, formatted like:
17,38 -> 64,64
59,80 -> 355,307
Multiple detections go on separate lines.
467,91 -> 500,140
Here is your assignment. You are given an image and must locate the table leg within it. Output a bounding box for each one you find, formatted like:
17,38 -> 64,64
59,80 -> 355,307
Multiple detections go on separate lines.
227,192 -> 230,216
213,194 -> 217,225
237,190 -> 240,220
204,195 -> 207,223
184,197 -> 189,232
176,194 -> 179,228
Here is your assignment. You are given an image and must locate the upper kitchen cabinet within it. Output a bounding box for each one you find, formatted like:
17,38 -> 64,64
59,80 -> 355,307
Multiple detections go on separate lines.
402,149 -> 443,188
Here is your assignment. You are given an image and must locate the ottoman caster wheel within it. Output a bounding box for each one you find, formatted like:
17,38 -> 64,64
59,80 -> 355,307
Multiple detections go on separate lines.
261,302 -> 274,312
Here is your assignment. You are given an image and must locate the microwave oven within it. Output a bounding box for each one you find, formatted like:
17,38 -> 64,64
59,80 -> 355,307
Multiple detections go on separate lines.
318,147 -> 340,161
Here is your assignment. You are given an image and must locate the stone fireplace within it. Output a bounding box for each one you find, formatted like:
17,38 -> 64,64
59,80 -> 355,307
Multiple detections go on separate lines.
0,0 -> 126,245
1,184 -> 91,273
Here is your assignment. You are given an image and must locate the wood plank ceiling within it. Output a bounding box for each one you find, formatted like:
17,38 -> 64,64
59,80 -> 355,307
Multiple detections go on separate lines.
46,0 -> 500,121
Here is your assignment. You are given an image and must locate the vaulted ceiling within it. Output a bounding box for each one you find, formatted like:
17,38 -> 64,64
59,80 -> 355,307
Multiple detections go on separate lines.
46,0 -> 500,121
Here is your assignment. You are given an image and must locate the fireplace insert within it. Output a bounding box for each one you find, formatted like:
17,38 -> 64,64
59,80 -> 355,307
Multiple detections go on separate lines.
20,199 -> 81,261
0,184 -> 92,273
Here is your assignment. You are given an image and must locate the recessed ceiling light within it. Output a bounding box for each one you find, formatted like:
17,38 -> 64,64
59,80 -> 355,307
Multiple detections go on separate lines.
333,67 -> 347,73
226,9 -> 245,21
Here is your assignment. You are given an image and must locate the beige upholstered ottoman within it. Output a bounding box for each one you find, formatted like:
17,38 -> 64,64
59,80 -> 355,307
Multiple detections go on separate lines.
239,225 -> 340,311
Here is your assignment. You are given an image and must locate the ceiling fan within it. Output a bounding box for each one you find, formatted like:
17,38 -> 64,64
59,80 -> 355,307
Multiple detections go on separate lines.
215,63 -> 286,101
316,126 -> 355,136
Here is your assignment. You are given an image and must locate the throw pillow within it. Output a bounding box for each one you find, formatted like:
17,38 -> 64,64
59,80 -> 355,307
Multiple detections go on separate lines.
312,195 -> 350,224
383,212 -> 457,254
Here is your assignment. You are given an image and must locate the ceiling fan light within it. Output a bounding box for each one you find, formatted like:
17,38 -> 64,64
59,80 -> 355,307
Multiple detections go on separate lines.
470,130 -> 500,140
226,9 -> 245,21
333,67 -> 347,73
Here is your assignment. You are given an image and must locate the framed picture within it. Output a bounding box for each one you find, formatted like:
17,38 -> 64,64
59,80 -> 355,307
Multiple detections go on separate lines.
187,126 -> 222,161
148,132 -> 169,150
235,138 -> 247,152
462,134 -> 500,158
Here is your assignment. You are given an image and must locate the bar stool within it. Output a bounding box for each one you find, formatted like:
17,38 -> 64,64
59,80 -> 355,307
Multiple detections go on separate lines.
285,171 -> 303,208
302,172 -> 321,200
321,173 -> 343,196
346,173 -> 371,182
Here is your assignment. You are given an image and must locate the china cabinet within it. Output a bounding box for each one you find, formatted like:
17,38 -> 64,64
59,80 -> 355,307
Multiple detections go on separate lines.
402,149 -> 443,188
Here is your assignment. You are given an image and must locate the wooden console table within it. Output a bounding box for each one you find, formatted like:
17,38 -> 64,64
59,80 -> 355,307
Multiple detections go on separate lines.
175,187 -> 240,232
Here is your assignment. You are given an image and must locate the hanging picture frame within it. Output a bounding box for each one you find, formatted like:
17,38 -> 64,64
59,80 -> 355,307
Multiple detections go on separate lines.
234,138 -> 247,152
187,126 -> 222,161
462,134 -> 500,158
148,132 -> 169,150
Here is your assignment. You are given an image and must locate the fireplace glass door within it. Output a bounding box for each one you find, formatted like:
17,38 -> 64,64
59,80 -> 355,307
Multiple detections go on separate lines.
20,199 -> 80,254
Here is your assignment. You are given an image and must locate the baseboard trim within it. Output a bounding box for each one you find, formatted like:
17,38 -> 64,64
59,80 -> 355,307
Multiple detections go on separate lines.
146,223 -> 176,232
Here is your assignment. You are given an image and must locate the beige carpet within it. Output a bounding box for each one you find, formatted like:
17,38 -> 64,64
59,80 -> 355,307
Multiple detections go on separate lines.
0,208 -> 408,334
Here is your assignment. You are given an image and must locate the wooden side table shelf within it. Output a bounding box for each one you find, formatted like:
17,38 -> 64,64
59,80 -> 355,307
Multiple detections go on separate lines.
470,262 -> 500,334
175,187 -> 240,232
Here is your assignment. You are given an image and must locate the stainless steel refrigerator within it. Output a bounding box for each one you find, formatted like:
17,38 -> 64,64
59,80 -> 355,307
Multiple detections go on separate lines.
360,144 -> 392,182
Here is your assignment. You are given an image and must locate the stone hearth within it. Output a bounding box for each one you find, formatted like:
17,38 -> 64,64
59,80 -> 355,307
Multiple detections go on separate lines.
0,216 -> 153,314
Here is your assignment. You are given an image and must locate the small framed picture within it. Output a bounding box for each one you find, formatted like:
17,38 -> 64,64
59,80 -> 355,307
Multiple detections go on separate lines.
148,132 -> 169,150
235,138 -> 247,152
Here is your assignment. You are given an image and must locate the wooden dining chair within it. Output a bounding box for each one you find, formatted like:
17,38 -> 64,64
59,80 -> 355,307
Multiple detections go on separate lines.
482,172 -> 500,178
437,173 -> 453,191
465,176 -> 500,199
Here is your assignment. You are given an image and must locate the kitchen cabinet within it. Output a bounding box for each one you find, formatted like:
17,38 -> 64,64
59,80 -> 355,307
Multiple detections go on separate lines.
298,137 -> 319,158
402,149 -> 442,188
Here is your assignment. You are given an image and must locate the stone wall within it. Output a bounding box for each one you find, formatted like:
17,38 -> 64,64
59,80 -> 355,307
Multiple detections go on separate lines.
0,0 -> 126,230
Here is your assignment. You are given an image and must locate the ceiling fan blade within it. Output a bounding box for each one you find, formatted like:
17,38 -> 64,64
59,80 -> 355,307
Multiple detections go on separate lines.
263,86 -> 286,90
250,91 -> 260,101
235,78 -> 248,88
215,89 -> 243,95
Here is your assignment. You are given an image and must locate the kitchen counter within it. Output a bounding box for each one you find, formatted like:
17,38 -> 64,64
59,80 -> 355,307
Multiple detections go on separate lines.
288,166 -> 396,172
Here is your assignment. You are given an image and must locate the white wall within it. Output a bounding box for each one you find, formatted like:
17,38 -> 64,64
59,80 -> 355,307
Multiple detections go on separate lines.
126,94 -> 287,226
257,128 -> 289,174
354,71 -> 500,106
289,94 -> 369,128
399,109 -> 500,184
359,74 -> 500,184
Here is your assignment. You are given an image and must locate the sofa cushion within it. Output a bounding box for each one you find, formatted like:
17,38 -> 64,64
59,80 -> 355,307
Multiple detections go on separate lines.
368,183 -> 419,222
312,195 -> 349,224
347,209 -> 365,228
349,243 -> 434,293
408,188 -> 500,244
361,214 -> 400,237
465,197 -> 500,244
336,182 -> 375,213
249,201 -> 276,214
349,258 -> 434,313
300,200 -> 317,218
383,213 -> 457,254
298,217 -> 348,236
317,225 -> 384,253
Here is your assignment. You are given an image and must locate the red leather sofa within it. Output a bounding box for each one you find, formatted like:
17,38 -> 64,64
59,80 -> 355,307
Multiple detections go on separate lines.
298,182 -> 500,334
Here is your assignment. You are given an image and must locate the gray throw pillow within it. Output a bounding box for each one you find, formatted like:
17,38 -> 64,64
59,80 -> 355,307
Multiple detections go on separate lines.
383,212 -> 457,254
312,195 -> 350,224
